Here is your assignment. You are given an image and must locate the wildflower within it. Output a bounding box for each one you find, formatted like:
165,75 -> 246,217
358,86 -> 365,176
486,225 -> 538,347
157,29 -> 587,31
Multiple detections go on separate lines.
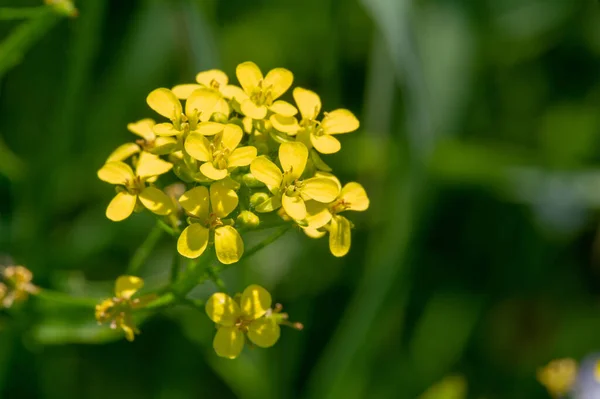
107,119 -> 177,162
234,61 -> 297,120
249,142 -> 340,220
0,265 -> 37,308
289,87 -> 359,154
177,180 -> 244,264
95,276 -> 149,341
185,123 -> 257,180
146,87 -> 220,137
97,152 -> 174,221
537,358 -> 577,398
205,284 -> 302,359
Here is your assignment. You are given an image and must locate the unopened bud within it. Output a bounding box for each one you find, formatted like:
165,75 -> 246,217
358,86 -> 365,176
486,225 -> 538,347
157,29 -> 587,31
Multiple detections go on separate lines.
242,173 -> 264,188
212,112 -> 228,124
237,211 -> 260,228
250,192 -> 270,208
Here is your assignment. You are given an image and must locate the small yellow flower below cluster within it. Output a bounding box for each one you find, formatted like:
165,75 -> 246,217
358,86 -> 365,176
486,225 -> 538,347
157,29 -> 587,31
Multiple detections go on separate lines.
0,265 -> 38,308
537,358 -> 578,398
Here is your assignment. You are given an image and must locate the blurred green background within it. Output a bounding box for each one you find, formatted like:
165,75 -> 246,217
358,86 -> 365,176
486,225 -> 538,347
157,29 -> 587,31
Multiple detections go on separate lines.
1,0 -> 600,398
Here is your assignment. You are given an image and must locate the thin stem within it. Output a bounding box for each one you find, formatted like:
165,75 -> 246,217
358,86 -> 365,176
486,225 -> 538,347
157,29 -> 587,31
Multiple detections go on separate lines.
169,251 -> 182,284
126,223 -> 164,274
154,217 -> 178,237
34,289 -> 98,308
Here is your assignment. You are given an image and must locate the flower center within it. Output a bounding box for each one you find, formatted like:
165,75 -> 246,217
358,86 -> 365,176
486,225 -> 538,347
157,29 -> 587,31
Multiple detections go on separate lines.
250,82 -> 274,106
329,199 -> 350,214
205,213 -> 223,229
125,176 -> 146,195
209,79 -> 221,90
211,143 -> 231,170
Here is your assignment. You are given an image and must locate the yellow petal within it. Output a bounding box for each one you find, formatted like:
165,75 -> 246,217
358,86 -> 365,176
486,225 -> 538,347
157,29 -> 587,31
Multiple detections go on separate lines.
270,114 -> 300,135
303,227 -> 327,239
293,87 -> 321,120
313,171 -> 342,190
179,186 -> 209,219
171,84 -> 202,100
329,215 -> 351,257
195,121 -> 225,136
106,143 -> 140,163
214,98 -> 230,117
321,109 -> 359,134
186,88 -> 221,122
262,67 -> 293,100
146,88 -> 182,120
250,156 -> 283,187
340,182 -> 369,211
136,152 -> 172,179
221,84 -> 247,101
185,133 -> 212,162
311,133 -> 341,154
195,69 -> 229,87
127,118 -> 156,140
214,226 -> 244,264
221,124 -> 243,150
139,186 -> 173,215
106,192 -> 137,221
213,326 -> 245,359
115,275 -> 144,299
247,318 -> 281,348
228,146 -> 257,167
282,194 -> 306,220
240,284 -> 272,319
279,141 -> 308,180
177,223 -> 209,258
242,116 -> 253,133
255,195 -> 282,213
305,201 -> 332,229
98,162 -> 134,185
151,137 -> 178,155
210,180 -> 239,218
153,122 -> 180,136
302,177 -> 340,203
240,99 -> 268,120
200,162 -> 228,181
236,61 -> 263,93
269,100 -> 297,117
206,293 -> 241,326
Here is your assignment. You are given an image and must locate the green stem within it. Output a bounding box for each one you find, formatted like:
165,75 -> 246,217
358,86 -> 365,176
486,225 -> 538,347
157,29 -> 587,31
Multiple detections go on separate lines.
34,289 -> 98,308
169,251 -> 181,284
0,7 -> 45,20
155,217 -> 178,236
126,223 -> 164,274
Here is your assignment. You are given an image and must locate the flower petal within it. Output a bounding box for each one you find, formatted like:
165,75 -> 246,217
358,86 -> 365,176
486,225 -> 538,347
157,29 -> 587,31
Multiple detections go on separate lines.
179,186 -> 209,219
269,100 -> 297,117
206,293 -> 241,326
305,201 -> 332,229
240,284 -> 272,319
214,226 -> 244,264
340,182 -> 369,211
196,121 -> 225,136
282,194 -> 306,220
321,109 -> 359,134
213,326 -> 245,359
310,133 -> 341,154
210,180 -> 239,218
177,223 -> 209,259
293,87 -> 321,120
98,162 -> 134,185
221,124 -> 243,150
221,84 -> 247,101
228,146 -> 257,167
185,133 -> 212,162
151,137 -> 178,155
106,192 -> 137,221
236,61 -> 263,93
196,69 -> 228,87
127,118 -> 156,140
303,227 -> 327,239
240,99 -> 268,120
329,215 -> 351,257
270,114 -> 300,135
214,98 -> 230,117
263,67 -> 293,100
171,84 -> 202,100
115,275 -> 144,299
250,156 -> 282,188
302,177 -> 340,203
186,88 -> 221,122
279,141 -> 308,180
146,88 -> 182,120
247,318 -> 281,348
139,186 -> 173,215
106,143 -> 141,163
153,123 -> 180,136
200,162 -> 228,181
136,152 -> 173,179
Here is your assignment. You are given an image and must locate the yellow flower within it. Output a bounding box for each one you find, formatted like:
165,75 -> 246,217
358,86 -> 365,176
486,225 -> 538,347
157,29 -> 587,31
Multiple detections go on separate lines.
95,276 -> 149,341
146,87 -> 221,137
98,152 -> 174,221
234,61 -> 297,120
206,285 -> 301,359
177,180 -> 244,264
172,69 -> 246,118
1,265 -> 37,308
185,123 -> 257,180
107,119 -> 178,162
249,142 -> 340,220
303,174 -> 369,257
537,358 -> 578,398
288,87 -> 359,154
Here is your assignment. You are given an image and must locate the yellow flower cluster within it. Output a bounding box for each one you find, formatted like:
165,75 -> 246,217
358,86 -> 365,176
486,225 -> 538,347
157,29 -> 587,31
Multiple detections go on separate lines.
98,61 -> 369,263
0,265 -> 37,308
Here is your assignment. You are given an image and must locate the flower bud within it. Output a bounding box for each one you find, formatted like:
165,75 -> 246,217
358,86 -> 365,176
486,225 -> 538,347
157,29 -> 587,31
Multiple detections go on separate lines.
242,173 -> 264,188
250,192 -> 270,208
212,112 -> 229,124
237,211 -> 260,228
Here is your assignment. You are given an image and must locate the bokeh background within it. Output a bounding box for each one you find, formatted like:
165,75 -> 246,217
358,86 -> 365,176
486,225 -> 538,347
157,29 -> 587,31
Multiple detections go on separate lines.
1,0 -> 600,398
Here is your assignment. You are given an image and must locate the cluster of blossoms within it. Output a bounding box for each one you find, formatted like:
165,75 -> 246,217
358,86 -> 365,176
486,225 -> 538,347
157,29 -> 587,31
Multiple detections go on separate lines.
0,265 -> 37,309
